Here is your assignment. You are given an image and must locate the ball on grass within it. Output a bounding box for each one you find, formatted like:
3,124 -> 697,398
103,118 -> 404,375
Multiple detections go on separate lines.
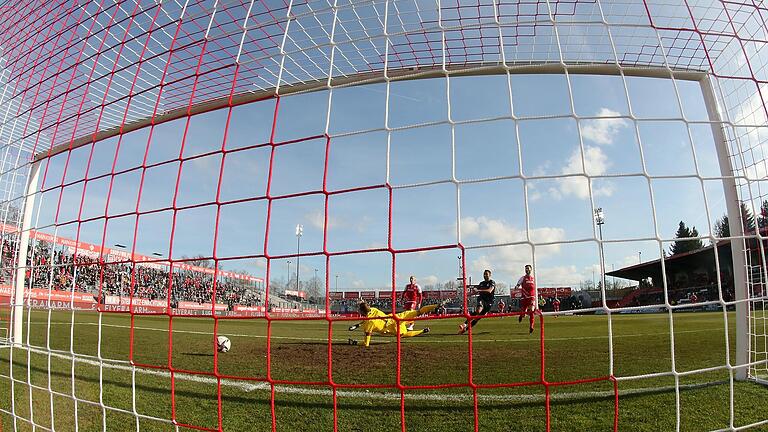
217,335 -> 231,353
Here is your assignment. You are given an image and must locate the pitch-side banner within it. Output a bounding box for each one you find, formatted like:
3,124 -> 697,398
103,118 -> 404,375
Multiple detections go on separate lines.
0,286 -> 324,316
510,287 -> 572,299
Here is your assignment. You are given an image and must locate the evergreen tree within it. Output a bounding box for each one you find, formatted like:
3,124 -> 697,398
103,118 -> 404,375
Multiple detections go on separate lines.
760,200 -> 768,228
715,204 -> 762,237
714,214 -> 730,238
741,202 -> 756,234
670,221 -> 704,255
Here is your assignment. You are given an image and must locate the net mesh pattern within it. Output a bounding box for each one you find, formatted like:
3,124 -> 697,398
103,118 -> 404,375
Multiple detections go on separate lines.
0,1 -> 765,431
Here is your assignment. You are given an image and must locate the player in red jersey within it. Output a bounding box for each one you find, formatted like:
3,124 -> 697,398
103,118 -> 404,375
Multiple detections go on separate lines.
497,298 -> 506,317
514,264 -> 536,334
552,297 -> 560,316
402,275 -> 422,331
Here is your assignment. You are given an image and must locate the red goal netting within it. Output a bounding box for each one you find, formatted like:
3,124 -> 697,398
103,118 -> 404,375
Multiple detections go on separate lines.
0,1 -> 766,431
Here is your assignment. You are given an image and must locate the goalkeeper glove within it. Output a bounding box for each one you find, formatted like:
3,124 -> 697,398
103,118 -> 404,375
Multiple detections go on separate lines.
348,323 -> 360,331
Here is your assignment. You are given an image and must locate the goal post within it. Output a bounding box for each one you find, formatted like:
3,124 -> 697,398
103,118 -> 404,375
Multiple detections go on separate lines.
700,75 -> 750,381
10,159 -> 38,347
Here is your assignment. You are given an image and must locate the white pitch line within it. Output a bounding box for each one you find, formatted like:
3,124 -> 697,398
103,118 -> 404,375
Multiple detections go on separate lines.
19,346 -> 729,403
28,321 -> 726,344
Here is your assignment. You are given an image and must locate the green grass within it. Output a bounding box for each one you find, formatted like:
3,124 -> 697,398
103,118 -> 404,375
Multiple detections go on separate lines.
0,309 -> 765,431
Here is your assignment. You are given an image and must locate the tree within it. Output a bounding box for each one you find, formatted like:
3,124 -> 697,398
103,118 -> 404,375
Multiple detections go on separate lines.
741,202 -> 756,234
181,255 -> 216,269
495,281 -> 508,295
760,200 -> 768,229
714,214 -> 730,238
269,278 -> 287,295
715,203 -> 762,238
1,204 -> 21,225
670,221 -> 704,255
443,280 -> 456,291
306,273 -> 323,300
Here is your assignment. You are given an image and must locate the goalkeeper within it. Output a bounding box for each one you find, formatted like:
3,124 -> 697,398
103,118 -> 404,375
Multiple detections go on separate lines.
347,300 -> 440,347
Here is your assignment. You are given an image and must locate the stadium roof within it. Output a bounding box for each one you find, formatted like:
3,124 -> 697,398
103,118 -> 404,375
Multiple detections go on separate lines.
607,241 -> 733,282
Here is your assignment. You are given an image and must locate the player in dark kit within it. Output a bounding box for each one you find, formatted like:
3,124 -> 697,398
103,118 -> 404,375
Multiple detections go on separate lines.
458,269 -> 495,334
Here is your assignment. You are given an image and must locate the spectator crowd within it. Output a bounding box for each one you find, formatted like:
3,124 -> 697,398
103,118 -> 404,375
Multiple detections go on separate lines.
0,238 -> 264,307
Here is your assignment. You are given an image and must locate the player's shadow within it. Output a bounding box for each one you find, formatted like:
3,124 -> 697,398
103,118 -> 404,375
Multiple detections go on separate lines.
278,341 -> 330,346
181,352 -> 214,357
454,331 -> 491,337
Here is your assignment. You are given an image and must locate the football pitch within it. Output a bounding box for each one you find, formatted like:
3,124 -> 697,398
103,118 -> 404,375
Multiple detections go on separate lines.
0,309 -> 765,431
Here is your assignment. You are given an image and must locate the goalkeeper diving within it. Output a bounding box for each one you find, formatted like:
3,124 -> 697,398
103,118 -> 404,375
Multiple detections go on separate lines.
347,300 -> 444,347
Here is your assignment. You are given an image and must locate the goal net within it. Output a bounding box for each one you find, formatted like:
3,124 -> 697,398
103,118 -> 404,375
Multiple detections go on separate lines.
0,0 -> 765,431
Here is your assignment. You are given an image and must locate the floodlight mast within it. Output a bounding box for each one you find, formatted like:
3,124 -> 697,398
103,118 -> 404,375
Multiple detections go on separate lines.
595,207 -> 606,298
296,224 -> 303,297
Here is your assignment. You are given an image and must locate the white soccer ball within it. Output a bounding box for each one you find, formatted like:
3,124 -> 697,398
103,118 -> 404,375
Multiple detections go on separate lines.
217,336 -> 231,353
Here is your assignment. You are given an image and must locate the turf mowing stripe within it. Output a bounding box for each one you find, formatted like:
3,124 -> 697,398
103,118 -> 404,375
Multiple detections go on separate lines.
14,346 -> 732,403
27,321 -> 726,344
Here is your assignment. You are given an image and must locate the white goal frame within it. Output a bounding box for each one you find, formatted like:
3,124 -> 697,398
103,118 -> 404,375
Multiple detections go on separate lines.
8,65 -> 755,385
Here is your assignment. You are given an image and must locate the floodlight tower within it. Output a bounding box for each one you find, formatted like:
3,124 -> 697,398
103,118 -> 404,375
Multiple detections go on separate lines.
296,224 -> 303,295
595,208 -> 606,297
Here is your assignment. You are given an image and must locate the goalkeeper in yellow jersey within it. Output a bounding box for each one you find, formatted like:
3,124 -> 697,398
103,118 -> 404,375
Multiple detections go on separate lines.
347,300 -> 441,347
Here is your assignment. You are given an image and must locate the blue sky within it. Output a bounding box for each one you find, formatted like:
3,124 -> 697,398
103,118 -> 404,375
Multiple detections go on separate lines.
29,72 -> 729,294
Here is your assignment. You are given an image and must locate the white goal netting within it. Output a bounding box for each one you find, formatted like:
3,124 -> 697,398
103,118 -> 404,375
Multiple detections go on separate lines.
0,1 -> 765,431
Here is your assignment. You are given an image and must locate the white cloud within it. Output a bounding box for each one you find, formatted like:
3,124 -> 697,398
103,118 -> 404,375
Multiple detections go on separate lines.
580,108 -> 629,145
531,108 -> 624,201
530,231 -> 564,246
305,210 -> 340,230
536,265 -> 583,286
535,263 -> 604,287
581,145 -> 611,177
540,107 -> 629,200
306,210 -> 326,229
461,217 -> 481,237
547,145 -> 614,200
528,187 -> 543,202
469,255 -> 495,274
420,275 -> 439,285
191,155 -> 220,170
298,263 -> 317,275
460,216 -> 566,279
461,216 -> 565,246
306,211 -> 375,232
461,216 -> 527,243
356,215 -> 374,233
622,254 -> 643,267
351,279 -> 366,288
